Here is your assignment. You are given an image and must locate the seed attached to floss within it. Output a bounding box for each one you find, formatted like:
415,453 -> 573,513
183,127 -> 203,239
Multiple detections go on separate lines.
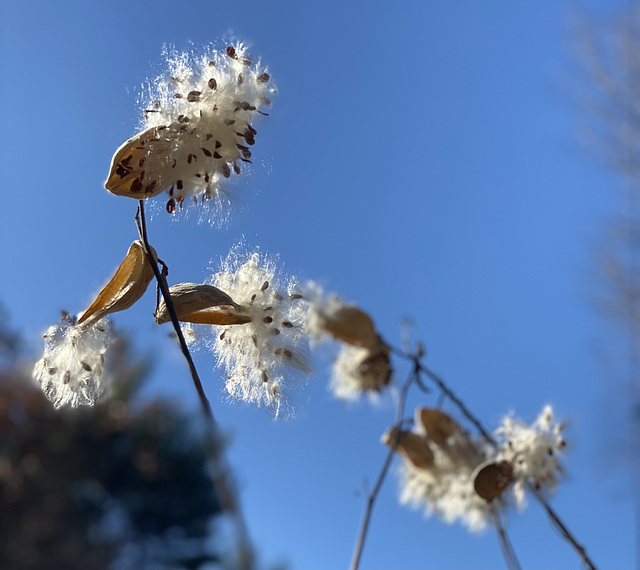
104,43 -> 275,218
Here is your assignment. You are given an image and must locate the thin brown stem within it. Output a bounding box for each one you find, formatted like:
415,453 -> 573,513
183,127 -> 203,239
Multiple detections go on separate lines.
528,484 -> 597,570
134,201 -> 255,569
135,202 -> 214,420
349,359 -> 419,570
490,504 -> 521,570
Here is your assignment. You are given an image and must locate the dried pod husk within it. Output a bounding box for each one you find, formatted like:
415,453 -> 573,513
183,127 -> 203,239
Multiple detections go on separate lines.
320,305 -> 379,349
359,345 -> 393,391
382,427 -> 434,470
105,126 -> 171,198
155,282 -> 251,325
77,241 -> 157,325
416,407 -> 464,448
473,460 -> 514,502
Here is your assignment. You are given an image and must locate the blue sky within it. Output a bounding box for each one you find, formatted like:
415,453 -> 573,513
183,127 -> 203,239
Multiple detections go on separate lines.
0,0 -> 635,568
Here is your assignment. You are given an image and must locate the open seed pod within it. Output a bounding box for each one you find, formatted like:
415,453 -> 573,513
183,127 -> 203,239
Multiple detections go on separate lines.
382,427 -> 434,470
77,241 -> 157,325
473,460 -> 514,503
105,126 -> 172,198
320,304 -> 380,349
416,407 -> 464,448
155,282 -> 251,325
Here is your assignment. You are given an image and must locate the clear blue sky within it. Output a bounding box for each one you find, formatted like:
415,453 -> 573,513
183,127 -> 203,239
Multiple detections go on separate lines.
0,0 -> 635,568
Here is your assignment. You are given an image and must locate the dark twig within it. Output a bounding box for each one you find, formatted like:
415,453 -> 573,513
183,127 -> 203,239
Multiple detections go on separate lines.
490,505 -> 522,570
349,357 -> 420,570
528,484 -> 597,570
135,202 -> 214,420
134,201 -> 255,569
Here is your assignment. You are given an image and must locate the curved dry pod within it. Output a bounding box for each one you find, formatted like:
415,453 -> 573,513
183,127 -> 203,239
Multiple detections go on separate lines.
155,282 -> 251,325
105,126 -> 172,198
77,241 -> 157,325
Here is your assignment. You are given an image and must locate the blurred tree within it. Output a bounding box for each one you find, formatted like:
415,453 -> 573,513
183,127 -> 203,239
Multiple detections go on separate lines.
575,3 -> 640,450
574,3 -> 640,564
0,309 -> 222,570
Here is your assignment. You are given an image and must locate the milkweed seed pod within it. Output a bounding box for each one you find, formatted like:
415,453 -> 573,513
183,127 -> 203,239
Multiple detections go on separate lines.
106,43 -> 275,218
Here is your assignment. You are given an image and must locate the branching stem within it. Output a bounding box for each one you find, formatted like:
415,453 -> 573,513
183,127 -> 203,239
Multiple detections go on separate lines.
134,201 -> 255,570
135,202 -> 214,420
349,358 -> 420,570
415,355 -> 597,570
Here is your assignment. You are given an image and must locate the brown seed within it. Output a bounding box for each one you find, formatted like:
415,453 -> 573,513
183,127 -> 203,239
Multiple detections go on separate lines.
81,362 -> 92,372
63,371 -> 71,385
208,78 -> 217,90
261,281 -> 269,291
272,328 -> 281,335
224,119 -> 236,126
241,57 -> 252,66
187,90 -> 201,102
282,321 -> 294,328
187,153 -> 197,164
174,93 -> 183,98
221,163 -> 231,178
166,199 -> 176,213
237,73 -> 244,85
130,178 -> 143,193
263,316 -> 273,324
220,330 -> 226,340
177,179 -> 184,190
474,461 -> 514,503
115,164 -> 129,179
213,151 -> 222,159
145,180 -> 157,194
257,72 -> 270,83
261,370 -> 268,383
289,293 -> 303,299
226,46 -> 237,59
201,147 -> 213,157
48,367 -> 57,375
